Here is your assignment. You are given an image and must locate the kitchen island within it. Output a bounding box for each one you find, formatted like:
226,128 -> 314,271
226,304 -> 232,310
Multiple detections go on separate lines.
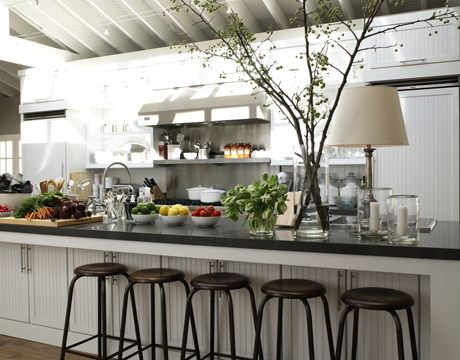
0,218 -> 459,359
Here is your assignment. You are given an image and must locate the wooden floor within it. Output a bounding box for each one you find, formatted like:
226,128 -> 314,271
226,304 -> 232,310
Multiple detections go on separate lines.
0,334 -> 83,360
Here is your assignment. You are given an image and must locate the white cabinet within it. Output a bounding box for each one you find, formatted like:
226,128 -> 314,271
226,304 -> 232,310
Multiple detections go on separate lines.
0,242 -> 68,329
375,87 -> 459,221
20,71 -> 67,104
367,12 -> 459,69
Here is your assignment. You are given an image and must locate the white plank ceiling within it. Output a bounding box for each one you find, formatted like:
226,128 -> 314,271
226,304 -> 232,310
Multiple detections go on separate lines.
0,0 -> 452,98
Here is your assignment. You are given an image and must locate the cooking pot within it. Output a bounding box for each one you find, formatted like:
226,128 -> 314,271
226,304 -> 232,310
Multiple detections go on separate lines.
186,186 -> 210,200
200,189 -> 226,203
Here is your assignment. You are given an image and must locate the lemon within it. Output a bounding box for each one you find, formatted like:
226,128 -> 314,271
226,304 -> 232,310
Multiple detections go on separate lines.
179,206 -> 190,215
168,208 -> 179,216
159,205 -> 170,216
172,204 -> 182,210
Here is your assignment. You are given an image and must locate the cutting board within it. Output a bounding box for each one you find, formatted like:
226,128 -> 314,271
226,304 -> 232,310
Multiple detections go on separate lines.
276,192 -> 301,227
0,215 -> 103,227
70,172 -> 92,202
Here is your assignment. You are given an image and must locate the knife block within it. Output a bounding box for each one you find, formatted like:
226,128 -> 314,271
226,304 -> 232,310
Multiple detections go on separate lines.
150,185 -> 166,200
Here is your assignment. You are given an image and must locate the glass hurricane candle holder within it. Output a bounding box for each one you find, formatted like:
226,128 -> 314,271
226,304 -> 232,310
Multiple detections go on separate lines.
357,187 -> 393,240
387,195 -> 419,245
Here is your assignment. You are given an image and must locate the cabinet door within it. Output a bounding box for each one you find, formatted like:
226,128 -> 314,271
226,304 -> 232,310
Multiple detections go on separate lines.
376,87 -> 459,221
67,248 -> 108,335
367,21 -> 459,69
0,242 -> 29,322
28,245 -> 68,328
218,261 -> 280,359
288,266 -> 344,360
111,252 -> 161,348
346,270 -> 420,360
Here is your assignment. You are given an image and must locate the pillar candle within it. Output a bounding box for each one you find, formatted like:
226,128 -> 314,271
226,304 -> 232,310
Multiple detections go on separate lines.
397,205 -> 408,236
369,202 -> 380,232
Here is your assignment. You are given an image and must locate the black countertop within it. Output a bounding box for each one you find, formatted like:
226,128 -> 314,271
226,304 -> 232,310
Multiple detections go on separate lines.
0,217 -> 459,261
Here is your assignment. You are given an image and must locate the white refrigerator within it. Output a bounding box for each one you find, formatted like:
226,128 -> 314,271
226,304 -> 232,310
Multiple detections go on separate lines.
22,142 -> 86,193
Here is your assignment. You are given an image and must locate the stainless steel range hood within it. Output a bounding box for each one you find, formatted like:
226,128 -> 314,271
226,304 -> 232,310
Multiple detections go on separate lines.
138,82 -> 270,127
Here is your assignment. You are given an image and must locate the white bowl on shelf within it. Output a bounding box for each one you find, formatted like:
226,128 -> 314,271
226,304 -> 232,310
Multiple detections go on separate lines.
160,214 -> 190,226
183,152 -> 197,160
131,213 -> 159,224
191,215 -> 221,227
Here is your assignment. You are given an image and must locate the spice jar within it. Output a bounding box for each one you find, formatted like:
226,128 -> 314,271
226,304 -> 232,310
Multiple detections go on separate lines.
244,143 -> 252,158
237,143 -> 244,158
224,143 -> 231,159
231,143 -> 238,159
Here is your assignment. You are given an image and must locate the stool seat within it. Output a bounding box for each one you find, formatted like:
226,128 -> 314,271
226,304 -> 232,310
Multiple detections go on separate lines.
261,278 -> 327,299
74,262 -> 128,277
341,287 -> 415,311
129,268 -> 185,284
191,272 -> 250,291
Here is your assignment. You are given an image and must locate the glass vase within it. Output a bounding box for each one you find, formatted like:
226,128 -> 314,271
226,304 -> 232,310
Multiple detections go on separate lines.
248,213 -> 278,237
293,145 -> 329,240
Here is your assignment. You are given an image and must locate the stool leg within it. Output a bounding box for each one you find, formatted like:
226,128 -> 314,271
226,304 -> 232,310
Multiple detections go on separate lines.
60,275 -> 81,360
151,284 -> 156,360
276,298 -> 283,360
406,308 -> 418,360
320,295 -> 335,360
224,290 -> 236,360
245,286 -> 264,360
159,284 -> 169,360
101,275 -> 108,359
389,310 -> 405,360
210,290 -> 215,360
252,296 -> 271,360
335,305 -> 353,360
180,288 -> 201,360
98,276 -> 103,358
351,308 -> 359,360
300,299 -> 315,360
179,280 -> 200,360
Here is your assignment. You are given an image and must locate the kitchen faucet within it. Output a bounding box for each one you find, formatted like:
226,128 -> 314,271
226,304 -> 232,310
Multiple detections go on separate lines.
101,162 -> 132,197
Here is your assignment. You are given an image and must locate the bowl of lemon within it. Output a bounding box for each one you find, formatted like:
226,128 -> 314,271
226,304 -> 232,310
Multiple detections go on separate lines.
159,204 -> 190,226
130,202 -> 161,224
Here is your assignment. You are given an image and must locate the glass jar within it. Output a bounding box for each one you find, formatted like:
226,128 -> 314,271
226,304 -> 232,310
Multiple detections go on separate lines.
339,172 -> 360,197
244,143 -> 252,158
231,143 -> 238,159
237,143 -> 244,158
224,143 -> 231,159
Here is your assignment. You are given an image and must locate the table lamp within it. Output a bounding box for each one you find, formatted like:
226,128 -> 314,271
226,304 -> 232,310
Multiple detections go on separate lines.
328,85 -> 409,190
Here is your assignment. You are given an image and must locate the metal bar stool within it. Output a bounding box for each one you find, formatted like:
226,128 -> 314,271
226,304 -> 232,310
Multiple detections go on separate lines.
335,287 -> 418,360
61,262 -> 142,360
180,272 -> 261,360
252,278 -> 335,360
117,268 -> 200,360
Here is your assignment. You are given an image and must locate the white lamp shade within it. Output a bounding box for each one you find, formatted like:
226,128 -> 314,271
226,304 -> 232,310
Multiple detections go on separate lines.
328,86 -> 409,147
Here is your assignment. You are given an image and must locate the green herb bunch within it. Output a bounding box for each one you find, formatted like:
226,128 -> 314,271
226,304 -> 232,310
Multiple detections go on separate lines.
221,172 -> 289,228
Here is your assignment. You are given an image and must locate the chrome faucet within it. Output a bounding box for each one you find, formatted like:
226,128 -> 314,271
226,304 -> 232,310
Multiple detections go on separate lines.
100,162 -> 131,198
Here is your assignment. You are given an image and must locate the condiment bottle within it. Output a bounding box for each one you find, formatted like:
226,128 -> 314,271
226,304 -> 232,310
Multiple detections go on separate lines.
231,143 -> 238,159
237,143 -> 244,158
158,141 -> 167,159
224,143 -> 231,159
244,143 -> 252,158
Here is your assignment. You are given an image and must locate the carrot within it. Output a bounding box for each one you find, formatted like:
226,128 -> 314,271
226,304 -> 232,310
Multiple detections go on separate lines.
24,207 -> 54,221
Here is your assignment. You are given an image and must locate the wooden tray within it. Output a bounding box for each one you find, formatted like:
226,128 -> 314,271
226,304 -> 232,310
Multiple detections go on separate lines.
0,215 -> 104,227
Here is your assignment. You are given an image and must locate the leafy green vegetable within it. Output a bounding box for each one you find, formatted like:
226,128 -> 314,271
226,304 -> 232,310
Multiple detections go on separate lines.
13,191 -> 68,218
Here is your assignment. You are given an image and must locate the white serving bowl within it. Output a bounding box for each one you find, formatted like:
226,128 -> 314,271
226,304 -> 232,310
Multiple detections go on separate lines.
191,215 -> 222,227
160,214 -> 190,226
131,213 -> 159,224
0,193 -> 32,211
0,212 -> 13,218
183,152 -> 197,160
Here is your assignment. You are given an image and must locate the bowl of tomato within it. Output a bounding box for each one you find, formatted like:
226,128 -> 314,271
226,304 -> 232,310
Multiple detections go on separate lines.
191,206 -> 222,227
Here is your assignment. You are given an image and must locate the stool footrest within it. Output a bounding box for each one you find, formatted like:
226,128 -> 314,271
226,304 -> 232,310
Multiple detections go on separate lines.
63,335 -> 140,360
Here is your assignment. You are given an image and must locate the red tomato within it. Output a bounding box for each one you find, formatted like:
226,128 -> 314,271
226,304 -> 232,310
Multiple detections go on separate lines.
0,209 -> 4,213
191,211 -> 198,217
211,210 -> 222,217
207,205 -> 215,212
196,207 -> 205,214
199,210 -> 207,217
